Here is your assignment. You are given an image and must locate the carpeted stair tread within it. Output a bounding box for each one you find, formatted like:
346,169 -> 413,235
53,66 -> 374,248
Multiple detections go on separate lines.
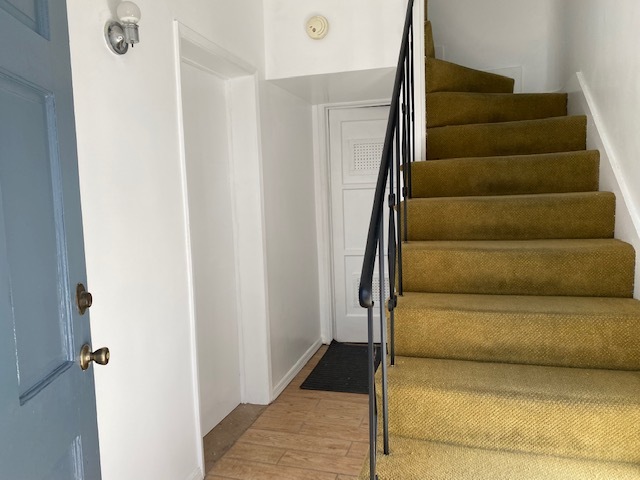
402,239 -> 635,297
392,292 -> 640,370
381,356 -> 640,463
425,21 -> 435,58
405,192 -> 615,241
360,435 -> 640,480
426,57 -> 515,93
427,92 -> 567,128
427,116 -> 587,159
411,151 -> 600,198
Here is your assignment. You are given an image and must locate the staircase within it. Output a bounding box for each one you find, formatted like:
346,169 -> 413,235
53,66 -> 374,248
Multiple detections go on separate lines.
360,5 -> 640,479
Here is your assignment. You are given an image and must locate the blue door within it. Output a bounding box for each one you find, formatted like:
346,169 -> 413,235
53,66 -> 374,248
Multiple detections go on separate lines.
0,0 -> 103,478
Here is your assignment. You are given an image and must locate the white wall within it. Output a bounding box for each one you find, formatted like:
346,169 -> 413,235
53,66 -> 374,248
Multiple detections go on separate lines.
429,0 -> 564,92
66,0 -> 321,479
263,0 -> 406,80
558,0 -> 640,298
67,2 -> 203,479
259,81 -> 322,395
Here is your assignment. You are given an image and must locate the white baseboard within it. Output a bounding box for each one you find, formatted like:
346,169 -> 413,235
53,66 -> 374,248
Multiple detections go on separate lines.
185,466 -> 204,480
566,72 -> 640,299
271,339 -> 323,400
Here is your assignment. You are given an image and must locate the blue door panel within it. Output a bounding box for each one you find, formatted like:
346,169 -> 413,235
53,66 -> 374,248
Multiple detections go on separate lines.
0,73 -> 73,400
3,369 -> 83,479
44,437 -> 86,480
0,0 -> 48,38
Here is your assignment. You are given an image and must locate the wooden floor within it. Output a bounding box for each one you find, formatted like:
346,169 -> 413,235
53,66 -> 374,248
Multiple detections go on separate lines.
206,345 -> 369,479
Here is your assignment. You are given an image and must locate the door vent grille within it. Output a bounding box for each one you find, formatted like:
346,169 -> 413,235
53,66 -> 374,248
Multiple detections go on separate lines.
352,140 -> 384,174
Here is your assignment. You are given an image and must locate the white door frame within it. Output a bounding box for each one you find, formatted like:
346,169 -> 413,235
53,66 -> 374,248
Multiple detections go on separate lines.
414,0 -> 426,159
173,21 -> 273,475
313,100 -> 390,344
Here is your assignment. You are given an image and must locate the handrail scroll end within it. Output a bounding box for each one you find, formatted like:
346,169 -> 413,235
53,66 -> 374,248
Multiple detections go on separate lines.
359,287 -> 374,309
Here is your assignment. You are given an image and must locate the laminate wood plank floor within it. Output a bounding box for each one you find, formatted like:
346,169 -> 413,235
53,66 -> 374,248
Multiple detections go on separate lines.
206,345 -> 369,479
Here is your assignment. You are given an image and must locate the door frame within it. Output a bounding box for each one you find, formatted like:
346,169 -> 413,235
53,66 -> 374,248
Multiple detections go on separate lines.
313,100 -> 390,343
172,21 -> 273,473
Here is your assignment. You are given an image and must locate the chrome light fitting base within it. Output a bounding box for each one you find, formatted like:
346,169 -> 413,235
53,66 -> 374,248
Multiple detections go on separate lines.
105,21 -> 129,55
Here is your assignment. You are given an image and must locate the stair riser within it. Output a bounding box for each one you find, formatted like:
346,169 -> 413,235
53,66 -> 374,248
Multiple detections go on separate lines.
411,151 -> 600,198
406,193 -> 615,241
402,242 -> 635,297
384,382 -> 640,464
392,309 -> 640,370
427,92 -> 567,128
427,58 -> 515,94
361,435 -> 640,480
427,116 -> 587,159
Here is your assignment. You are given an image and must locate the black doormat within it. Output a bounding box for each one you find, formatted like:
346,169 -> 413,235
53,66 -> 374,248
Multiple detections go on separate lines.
300,341 -> 381,394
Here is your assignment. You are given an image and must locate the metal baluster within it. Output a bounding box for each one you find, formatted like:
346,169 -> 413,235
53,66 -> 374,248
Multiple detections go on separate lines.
367,305 -> 377,480
388,192 -> 397,366
395,123 -> 403,299
402,82 -> 409,244
378,219 -> 390,455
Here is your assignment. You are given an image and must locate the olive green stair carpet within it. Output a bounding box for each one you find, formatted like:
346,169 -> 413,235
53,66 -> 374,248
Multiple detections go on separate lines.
360,10 -> 640,480
427,116 -> 587,159
426,57 -> 515,94
410,151 -> 601,198
392,293 -> 640,370
405,192 -> 615,240
427,92 -> 568,127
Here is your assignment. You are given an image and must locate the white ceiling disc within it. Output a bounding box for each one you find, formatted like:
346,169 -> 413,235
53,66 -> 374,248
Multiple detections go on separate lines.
306,15 -> 329,40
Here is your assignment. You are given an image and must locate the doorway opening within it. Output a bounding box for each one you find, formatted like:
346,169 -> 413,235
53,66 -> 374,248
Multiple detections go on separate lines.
174,21 -> 271,477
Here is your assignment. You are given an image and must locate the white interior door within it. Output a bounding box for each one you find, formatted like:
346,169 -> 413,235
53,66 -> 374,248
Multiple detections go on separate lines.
180,62 -> 241,435
329,106 -> 390,342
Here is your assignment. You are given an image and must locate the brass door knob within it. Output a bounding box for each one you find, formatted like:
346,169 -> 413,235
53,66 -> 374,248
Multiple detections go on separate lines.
80,344 -> 110,371
76,283 -> 93,315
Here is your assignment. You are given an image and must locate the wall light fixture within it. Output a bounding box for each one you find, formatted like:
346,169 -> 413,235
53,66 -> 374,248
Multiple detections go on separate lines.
105,1 -> 142,55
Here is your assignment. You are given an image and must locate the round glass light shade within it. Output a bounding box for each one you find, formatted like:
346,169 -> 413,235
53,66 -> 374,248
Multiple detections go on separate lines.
117,1 -> 141,24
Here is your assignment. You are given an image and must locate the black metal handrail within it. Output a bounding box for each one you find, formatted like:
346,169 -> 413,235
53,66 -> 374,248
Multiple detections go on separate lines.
358,0 -> 417,478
